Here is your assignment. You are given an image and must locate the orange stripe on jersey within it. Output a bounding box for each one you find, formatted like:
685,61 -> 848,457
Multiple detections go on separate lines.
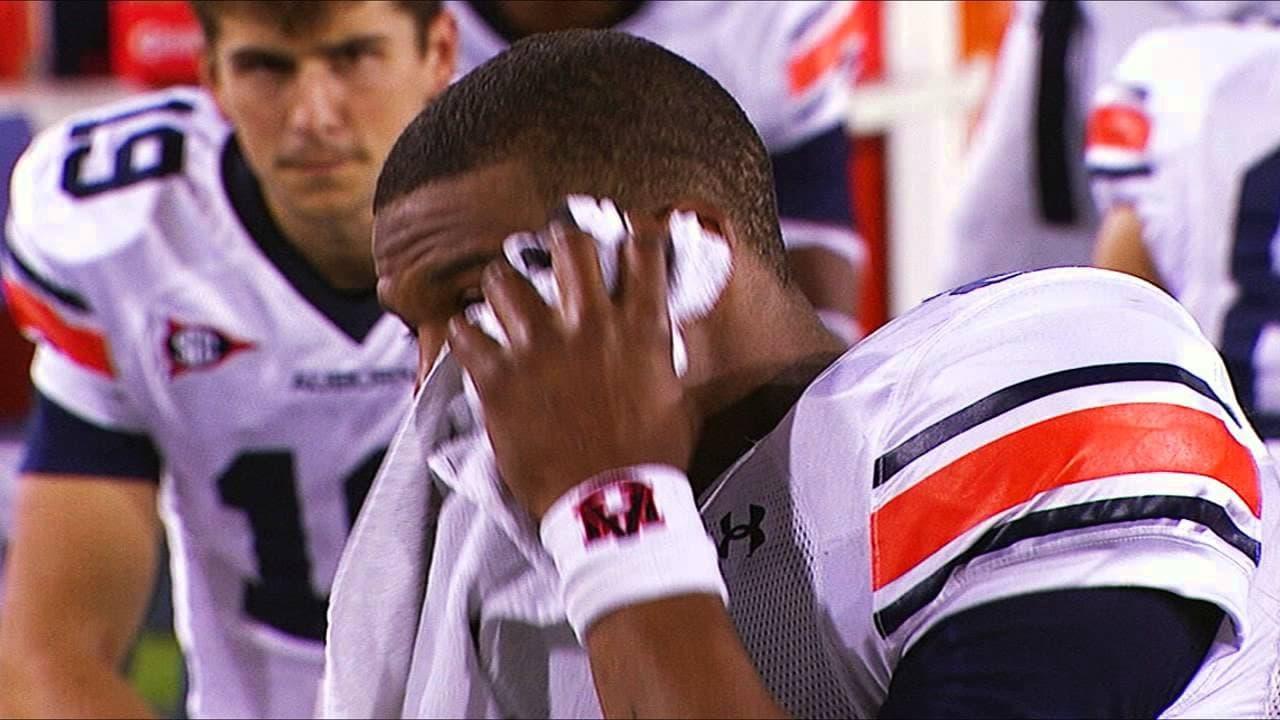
787,3 -> 864,97
2,278 -> 114,377
871,402 -> 1258,590
1086,104 -> 1151,153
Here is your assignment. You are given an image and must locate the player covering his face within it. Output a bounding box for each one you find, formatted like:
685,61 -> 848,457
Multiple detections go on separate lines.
328,28 -> 1280,720
0,2 -> 455,717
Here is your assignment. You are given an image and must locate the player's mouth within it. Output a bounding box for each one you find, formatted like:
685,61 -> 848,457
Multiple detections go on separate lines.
283,158 -> 354,174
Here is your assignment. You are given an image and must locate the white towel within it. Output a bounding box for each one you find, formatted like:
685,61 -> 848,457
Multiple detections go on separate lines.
321,198 -> 731,718
320,353 -> 465,718
465,195 -> 732,379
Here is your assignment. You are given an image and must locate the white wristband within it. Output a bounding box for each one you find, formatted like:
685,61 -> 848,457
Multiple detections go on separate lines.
539,464 -> 729,641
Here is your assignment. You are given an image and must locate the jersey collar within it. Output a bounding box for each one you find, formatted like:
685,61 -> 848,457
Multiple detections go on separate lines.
219,136 -> 384,344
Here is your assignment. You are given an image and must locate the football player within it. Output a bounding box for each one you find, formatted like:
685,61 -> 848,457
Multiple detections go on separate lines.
449,0 -> 865,343
324,30 -> 1280,718
0,1 -> 455,716
941,0 -> 1260,289
1088,17 -> 1280,453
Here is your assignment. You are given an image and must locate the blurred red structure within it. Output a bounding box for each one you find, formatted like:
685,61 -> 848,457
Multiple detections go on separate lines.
0,1 -> 34,79
850,0 -> 1013,333
109,0 -> 202,86
0,111 -> 33,422
0,310 -> 33,422
849,0 -> 887,334
961,0 -> 1014,138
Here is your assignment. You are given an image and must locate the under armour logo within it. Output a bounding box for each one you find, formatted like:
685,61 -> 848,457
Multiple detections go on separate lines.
718,505 -> 766,559
577,480 -> 664,545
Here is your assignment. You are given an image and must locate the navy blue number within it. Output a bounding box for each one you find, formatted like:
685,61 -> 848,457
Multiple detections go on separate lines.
59,98 -> 194,199
1221,144 -> 1280,438
61,127 -> 185,198
217,447 -> 387,641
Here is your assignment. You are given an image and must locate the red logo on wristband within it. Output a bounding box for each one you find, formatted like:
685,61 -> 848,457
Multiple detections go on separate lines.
577,480 -> 664,544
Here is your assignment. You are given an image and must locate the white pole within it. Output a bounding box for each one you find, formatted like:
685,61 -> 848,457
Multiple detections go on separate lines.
880,0 -> 968,314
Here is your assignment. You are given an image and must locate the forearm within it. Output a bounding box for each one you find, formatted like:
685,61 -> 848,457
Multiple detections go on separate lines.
1093,205 -> 1165,289
0,476 -> 161,719
585,595 -> 787,719
0,651 -> 156,719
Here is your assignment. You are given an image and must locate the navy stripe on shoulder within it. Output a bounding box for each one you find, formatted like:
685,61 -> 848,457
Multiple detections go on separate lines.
874,362 -> 1236,488
20,391 -> 160,481
3,245 -> 91,311
1086,165 -> 1154,179
874,494 -> 1260,637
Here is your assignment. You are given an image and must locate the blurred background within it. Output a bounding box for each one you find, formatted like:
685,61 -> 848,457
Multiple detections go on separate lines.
0,1 -> 1014,715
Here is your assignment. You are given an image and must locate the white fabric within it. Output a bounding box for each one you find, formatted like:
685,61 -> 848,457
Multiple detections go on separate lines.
323,204 -> 733,717
942,1 -> 1205,287
540,465 -> 728,640
449,1 -> 855,153
463,196 -> 730,383
447,0 -> 860,253
1087,24 -> 1280,427
321,358 -> 471,718
815,308 -> 863,345
778,218 -> 868,266
324,267 -> 1280,718
5,87 -> 417,718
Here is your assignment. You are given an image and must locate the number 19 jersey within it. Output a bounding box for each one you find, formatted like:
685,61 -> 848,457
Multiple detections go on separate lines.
2,87 -> 417,718
1087,23 -> 1280,445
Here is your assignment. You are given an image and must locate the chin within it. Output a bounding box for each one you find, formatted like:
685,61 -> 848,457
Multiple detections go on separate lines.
288,185 -> 371,220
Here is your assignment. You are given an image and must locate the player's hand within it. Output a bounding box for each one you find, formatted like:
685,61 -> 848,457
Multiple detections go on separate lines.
448,217 -> 697,520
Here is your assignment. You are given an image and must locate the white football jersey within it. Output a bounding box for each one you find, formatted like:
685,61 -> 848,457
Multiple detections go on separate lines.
1087,24 -> 1280,445
450,0 -> 855,153
942,1 -> 1248,288
3,87 -> 417,718
328,267 -> 1278,718
448,0 -> 864,268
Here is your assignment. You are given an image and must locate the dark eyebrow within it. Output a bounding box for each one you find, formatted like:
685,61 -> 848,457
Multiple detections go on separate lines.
319,34 -> 389,59
228,47 -> 296,71
426,252 -> 500,283
227,34 -> 387,71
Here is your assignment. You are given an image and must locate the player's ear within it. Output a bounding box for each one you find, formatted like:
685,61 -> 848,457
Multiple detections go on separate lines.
421,9 -> 459,95
197,50 -> 229,117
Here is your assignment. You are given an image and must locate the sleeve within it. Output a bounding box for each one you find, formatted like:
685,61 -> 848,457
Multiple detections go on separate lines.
19,390 -> 160,479
869,270 -> 1266,659
771,126 -> 864,265
729,0 -> 862,153
706,2 -> 865,261
1085,30 -> 1214,297
2,120 -> 160,479
878,587 -> 1223,718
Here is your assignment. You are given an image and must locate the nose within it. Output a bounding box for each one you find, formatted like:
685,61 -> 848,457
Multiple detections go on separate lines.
286,61 -> 346,138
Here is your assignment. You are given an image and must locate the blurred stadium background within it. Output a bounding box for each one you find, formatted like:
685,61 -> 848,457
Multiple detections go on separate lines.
0,1 -> 1013,716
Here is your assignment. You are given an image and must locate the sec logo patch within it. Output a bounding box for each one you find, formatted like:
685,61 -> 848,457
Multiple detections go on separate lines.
165,319 -> 253,377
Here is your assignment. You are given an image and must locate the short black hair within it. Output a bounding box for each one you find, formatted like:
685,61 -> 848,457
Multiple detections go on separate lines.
374,29 -> 787,278
190,1 -> 442,52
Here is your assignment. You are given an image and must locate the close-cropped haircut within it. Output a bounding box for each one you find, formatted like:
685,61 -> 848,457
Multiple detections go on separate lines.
374,29 -> 788,279
190,1 -> 442,51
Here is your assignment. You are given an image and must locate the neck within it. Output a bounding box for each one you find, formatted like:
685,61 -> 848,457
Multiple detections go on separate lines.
261,190 -> 376,291
684,283 -> 846,495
